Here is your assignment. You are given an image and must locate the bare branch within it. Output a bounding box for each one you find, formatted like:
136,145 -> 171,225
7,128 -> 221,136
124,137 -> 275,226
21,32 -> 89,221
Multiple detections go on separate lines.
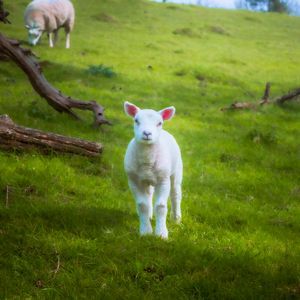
260,82 -> 271,105
0,33 -> 111,126
276,88 -> 300,104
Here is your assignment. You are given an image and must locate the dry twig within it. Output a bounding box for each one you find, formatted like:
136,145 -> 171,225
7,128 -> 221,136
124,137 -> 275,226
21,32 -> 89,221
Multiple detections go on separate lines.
52,247 -> 61,277
259,82 -> 271,105
5,185 -> 10,208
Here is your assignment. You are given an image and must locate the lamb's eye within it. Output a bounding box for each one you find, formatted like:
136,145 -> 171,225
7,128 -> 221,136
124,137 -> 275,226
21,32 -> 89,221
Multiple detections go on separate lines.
157,122 -> 162,127
135,119 -> 140,125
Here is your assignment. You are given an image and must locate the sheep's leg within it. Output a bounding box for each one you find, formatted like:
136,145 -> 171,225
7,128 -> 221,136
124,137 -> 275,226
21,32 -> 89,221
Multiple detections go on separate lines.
154,180 -> 171,239
170,171 -> 182,223
48,32 -> 54,48
65,27 -> 71,49
128,179 -> 153,236
134,184 -> 153,220
53,30 -> 58,46
66,32 -> 70,49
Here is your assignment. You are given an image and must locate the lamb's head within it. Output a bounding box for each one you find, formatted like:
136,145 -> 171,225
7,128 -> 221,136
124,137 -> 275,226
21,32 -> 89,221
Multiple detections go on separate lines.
25,24 -> 42,46
124,101 -> 175,144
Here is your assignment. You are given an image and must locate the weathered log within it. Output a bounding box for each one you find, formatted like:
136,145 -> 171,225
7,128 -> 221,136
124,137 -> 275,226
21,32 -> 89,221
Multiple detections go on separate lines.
0,115 -> 102,157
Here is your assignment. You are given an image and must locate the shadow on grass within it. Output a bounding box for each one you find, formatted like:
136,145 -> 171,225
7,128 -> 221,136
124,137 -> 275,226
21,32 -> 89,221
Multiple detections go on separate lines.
39,61 -> 87,83
164,237 -> 300,299
1,56 -> 115,86
1,203 -> 134,240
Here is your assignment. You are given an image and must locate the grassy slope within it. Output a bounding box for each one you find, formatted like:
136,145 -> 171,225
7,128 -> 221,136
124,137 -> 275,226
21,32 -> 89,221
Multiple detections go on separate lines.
1,0 -> 300,299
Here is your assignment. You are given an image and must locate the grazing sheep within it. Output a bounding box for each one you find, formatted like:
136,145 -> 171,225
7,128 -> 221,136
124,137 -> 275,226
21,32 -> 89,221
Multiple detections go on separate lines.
24,0 -> 75,48
124,102 -> 183,239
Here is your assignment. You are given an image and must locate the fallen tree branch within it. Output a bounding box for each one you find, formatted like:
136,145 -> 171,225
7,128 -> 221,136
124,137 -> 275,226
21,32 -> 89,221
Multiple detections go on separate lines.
275,88 -> 300,104
221,83 -> 300,111
0,33 -> 112,126
0,114 -> 102,157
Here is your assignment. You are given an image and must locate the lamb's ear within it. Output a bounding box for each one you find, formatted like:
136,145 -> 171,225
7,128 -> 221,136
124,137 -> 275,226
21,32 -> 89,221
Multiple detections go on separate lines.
124,101 -> 140,118
25,25 -> 30,29
159,106 -> 175,121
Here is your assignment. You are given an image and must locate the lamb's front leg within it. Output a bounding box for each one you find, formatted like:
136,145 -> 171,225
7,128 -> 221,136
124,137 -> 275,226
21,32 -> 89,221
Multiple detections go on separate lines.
128,179 -> 153,236
154,179 -> 171,239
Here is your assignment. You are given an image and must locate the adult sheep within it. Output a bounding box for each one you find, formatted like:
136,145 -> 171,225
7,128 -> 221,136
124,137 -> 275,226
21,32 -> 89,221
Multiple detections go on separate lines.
24,0 -> 75,48
124,102 -> 183,239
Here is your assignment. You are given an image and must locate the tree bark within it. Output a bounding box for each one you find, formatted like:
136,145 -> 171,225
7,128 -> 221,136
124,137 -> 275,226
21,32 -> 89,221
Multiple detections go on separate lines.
0,115 -> 102,157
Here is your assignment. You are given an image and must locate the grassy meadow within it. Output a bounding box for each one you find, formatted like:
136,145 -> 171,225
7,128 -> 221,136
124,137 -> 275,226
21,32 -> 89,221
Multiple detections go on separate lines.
1,0 -> 300,298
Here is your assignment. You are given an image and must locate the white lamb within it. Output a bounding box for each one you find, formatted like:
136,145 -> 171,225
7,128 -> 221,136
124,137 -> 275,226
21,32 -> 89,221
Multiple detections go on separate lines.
24,0 -> 75,48
124,102 -> 183,239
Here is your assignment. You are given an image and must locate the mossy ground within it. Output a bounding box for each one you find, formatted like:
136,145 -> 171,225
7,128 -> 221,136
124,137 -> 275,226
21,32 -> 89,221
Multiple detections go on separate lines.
1,1 -> 300,299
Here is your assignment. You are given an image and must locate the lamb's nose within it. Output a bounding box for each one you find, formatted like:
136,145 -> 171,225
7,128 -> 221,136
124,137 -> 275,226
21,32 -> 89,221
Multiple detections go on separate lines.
143,131 -> 152,138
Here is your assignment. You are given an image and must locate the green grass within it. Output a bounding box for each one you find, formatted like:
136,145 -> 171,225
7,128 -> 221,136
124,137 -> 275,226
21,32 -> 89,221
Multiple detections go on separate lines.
1,0 -> 300,299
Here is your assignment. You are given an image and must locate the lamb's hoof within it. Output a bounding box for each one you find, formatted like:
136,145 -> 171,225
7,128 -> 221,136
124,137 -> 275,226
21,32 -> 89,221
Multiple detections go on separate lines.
155,229 -> 168,240
171,213 -> 181,224
140,231 -> 152,237
140,225 -> 153,236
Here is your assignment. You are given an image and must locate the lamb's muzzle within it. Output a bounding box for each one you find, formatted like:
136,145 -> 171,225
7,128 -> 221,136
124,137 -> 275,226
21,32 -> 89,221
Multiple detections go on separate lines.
124,101 -> 183,239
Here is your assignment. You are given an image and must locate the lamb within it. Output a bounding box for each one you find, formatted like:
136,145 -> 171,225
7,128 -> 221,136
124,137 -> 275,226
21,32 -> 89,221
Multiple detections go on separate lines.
24,0 -> 75,48
124,101 -> 183,239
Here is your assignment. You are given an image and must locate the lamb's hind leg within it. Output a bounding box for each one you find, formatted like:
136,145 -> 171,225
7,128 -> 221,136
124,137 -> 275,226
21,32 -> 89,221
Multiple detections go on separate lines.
128,179 -> 153,236
170,167 -> 182,224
